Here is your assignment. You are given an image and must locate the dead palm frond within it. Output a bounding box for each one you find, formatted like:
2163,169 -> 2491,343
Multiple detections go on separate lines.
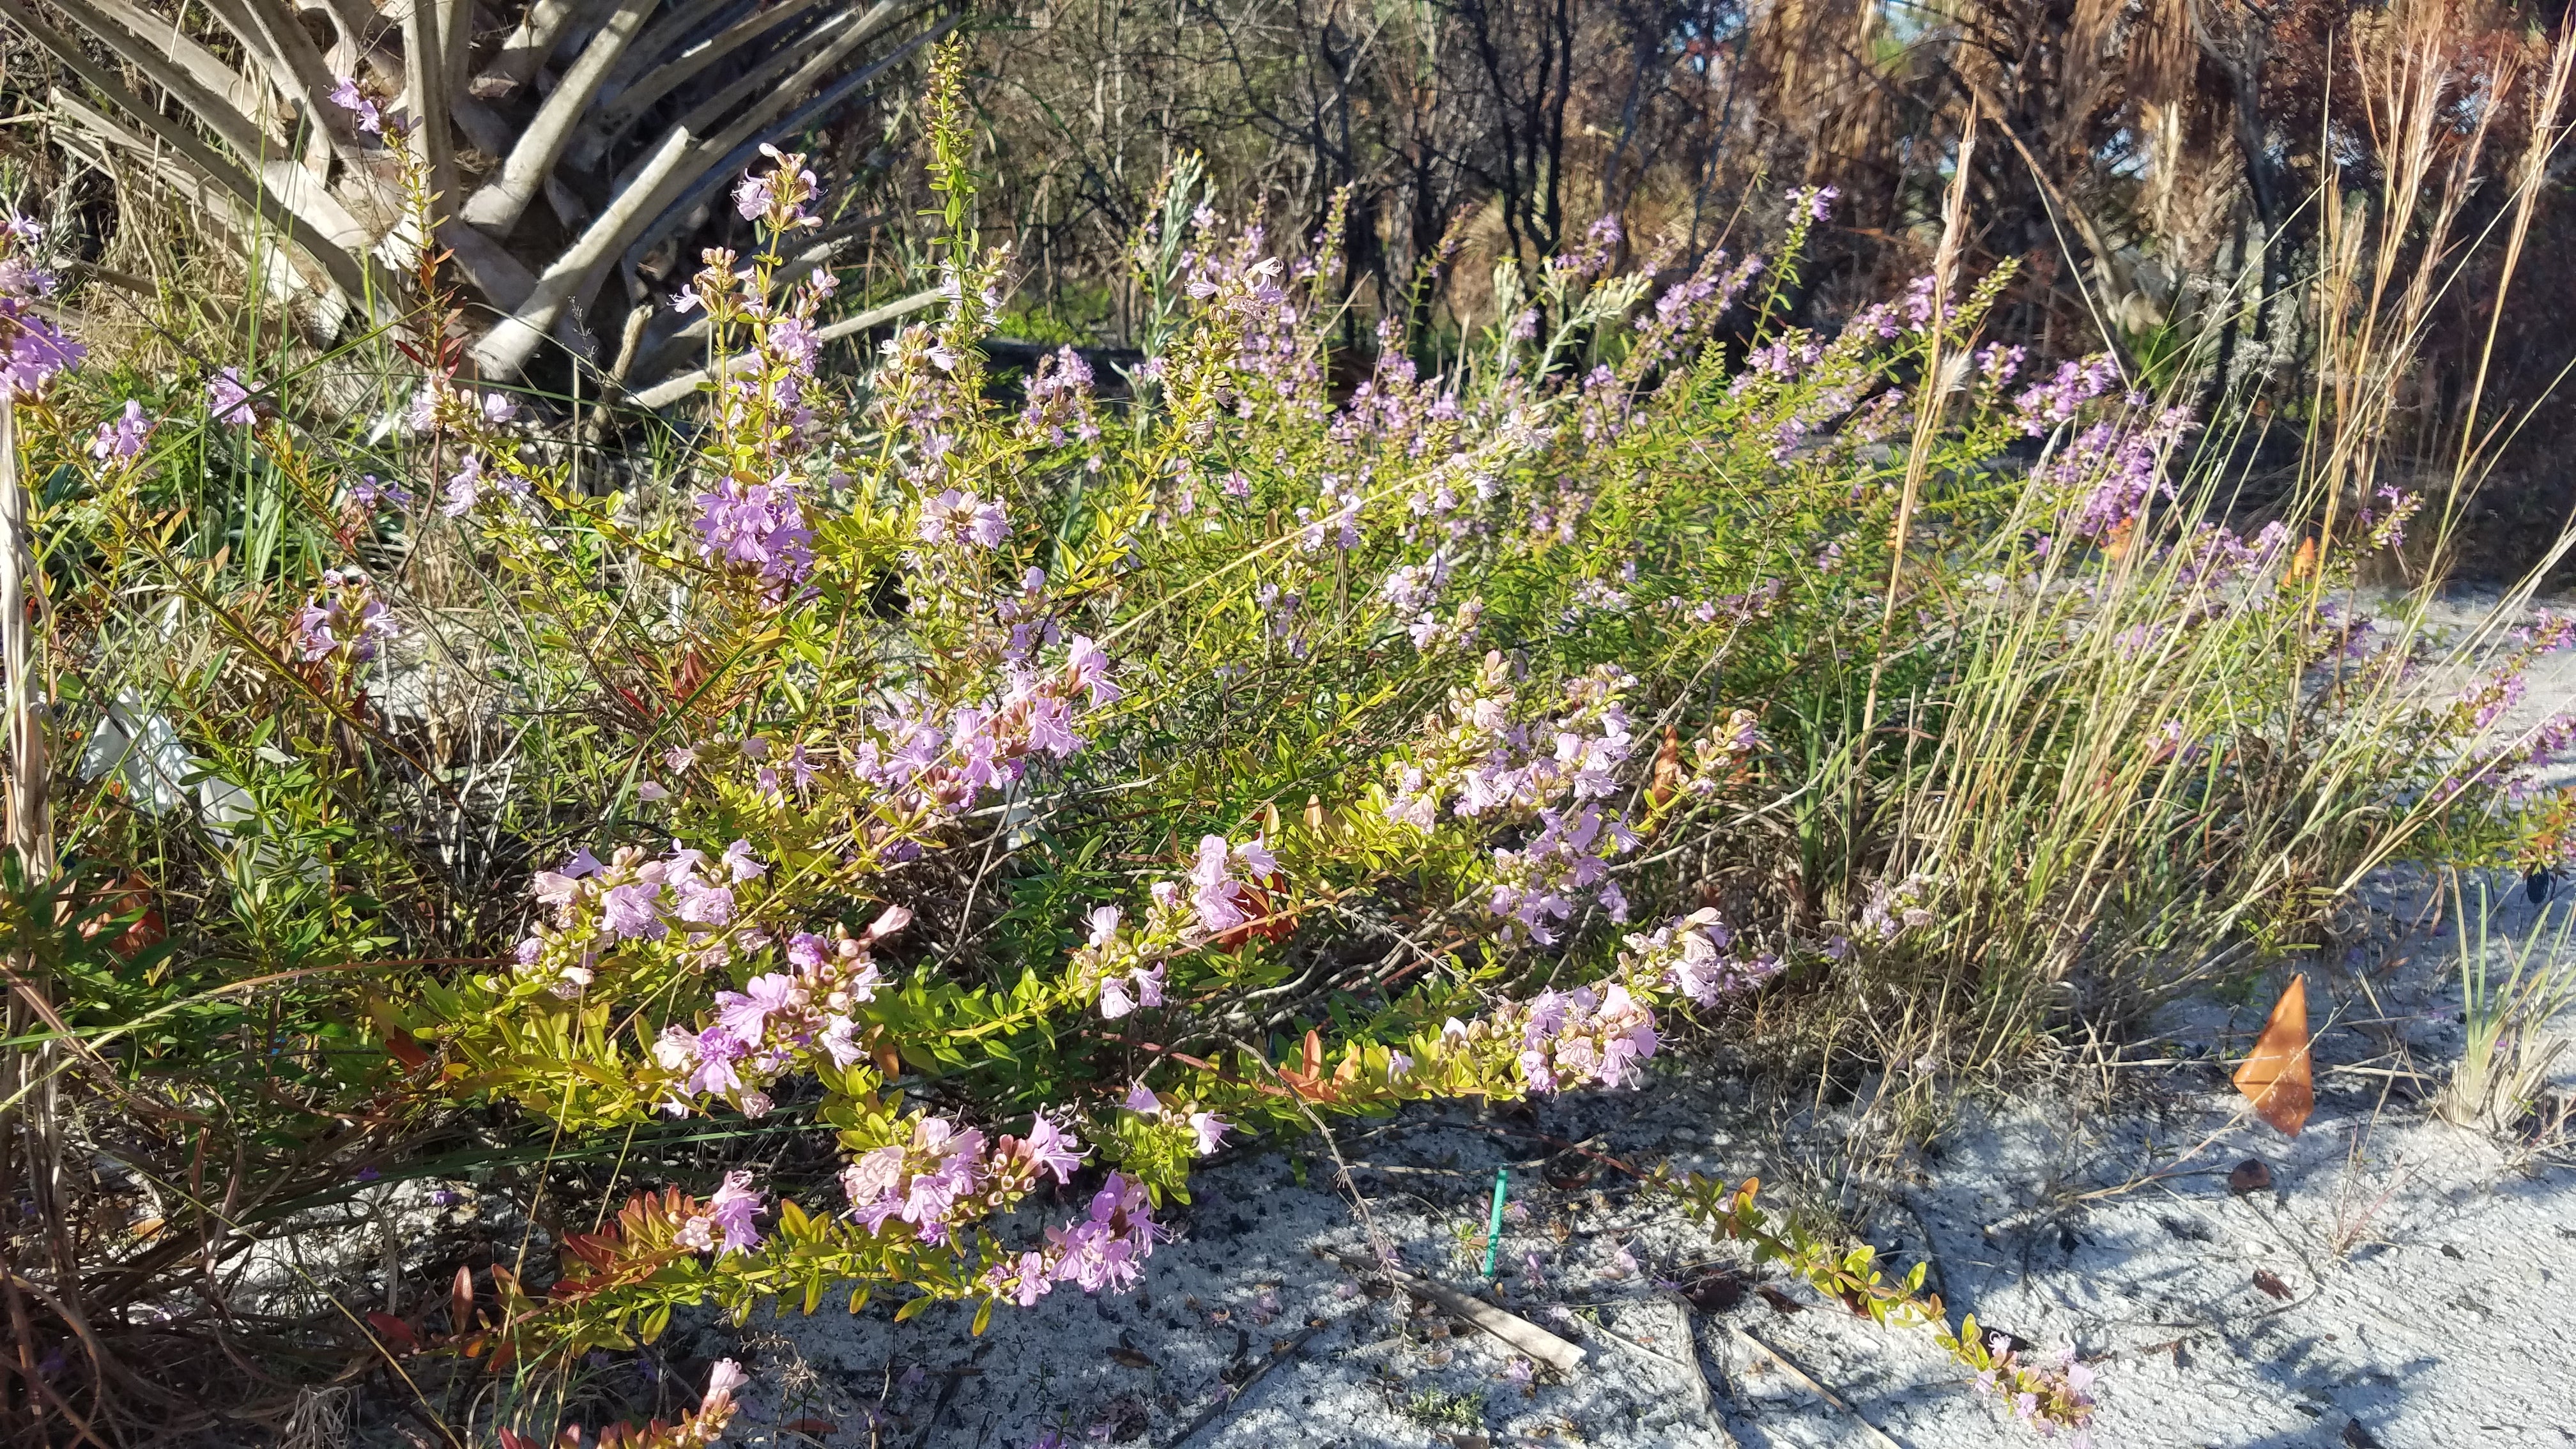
11,0 -> 953,385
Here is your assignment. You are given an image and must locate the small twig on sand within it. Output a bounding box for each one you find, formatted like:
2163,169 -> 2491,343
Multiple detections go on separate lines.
1158,1323 -> 1322,1448
1724,1323 -> 1906,1449
1220,1033 -> 1396,1266
905,1345 -> 987,1449
1588,1303 -> 1738,1448
1322,1249 -> 1587,1375
1654,1294 -> 1740,1446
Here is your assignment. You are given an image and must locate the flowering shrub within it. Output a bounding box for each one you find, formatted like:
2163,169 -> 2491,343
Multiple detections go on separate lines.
16,34 -> 2576,1445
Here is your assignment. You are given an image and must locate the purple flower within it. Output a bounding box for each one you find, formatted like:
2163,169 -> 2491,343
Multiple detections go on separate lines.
716,972 -> 796,1041
2,310 -> 83,392
90,400 -> 150,461
682,1025 -> 746,1095
704,1358 -> 748,1404
441,454 -> 484,516
1234,836 -> 1278,879
1085,905 -> 1122,946
693,475 -> 814,590
1046,1219 -> 1135,1292
206,368 -> 257,425
1025,1115 -> 1085,1183
1123,1081 -> 1160,1116
817,1014 -> 862,1068
721,838 -> 765,881
1188,835 -> 1248,935
919,489 -> 1009,549
1188,1112 -> 1230,1156
328,75 -> 382,135
673,877 -> 735,926
1064,636 -> 1122,707
707,1171 -> 764,1254
600,880 -> 666,940
349,473 -> 413,511
770,315 -> 820,372
842,1145 -> 906,1212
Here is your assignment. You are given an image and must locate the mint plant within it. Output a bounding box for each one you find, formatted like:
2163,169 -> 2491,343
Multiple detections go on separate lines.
12,34 -> 2576,1443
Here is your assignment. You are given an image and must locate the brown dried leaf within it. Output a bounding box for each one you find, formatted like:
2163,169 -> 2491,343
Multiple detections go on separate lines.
1682,1269 -> 1747,1312
1107,1347 -> 1156,1368
2285,535 -> 2319,586
2105,516 -> 2139,560
1754,1285 -> 1804,1315
2232,974 -> 2315,1137
2228,1157 -> 2274,1195
1648,724 -> 1682,809
2253,1269 -> 2293,1301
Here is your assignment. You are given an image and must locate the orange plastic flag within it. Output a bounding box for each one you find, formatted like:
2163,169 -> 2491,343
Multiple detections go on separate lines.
2232,974 -> 2313,1137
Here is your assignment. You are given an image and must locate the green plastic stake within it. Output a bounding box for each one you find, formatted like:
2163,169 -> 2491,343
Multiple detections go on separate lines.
1482,1167 -> 1509,1278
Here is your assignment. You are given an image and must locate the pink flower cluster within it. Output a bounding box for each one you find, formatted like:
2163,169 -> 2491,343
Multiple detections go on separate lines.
1386,657 -> 1645,941
650,908 -> 908,1116
293,565 -> 397,664
694,474 -> 814,590
2170,520 -> 2292,590
206,368 -> 263,427
2047,408 -> 2193,544
1123,1082 -> 1232,1155
848,636 -> 1121,822
841,1111 -> 1079,1246
516,839 -> 770,995
1973,1335 -> 2097,1439
675,151 -> 841,465
735,144 -> 822,230
91,400 -> 151,462
675,1170 -> 767,1255
404,379 -> 525,516
1857,873 -> 1936,942
1506,982 -> 1659,1092
918,487 -> 1009,549
1376,549 -> 1485,650
1184,832 -> 1276,937
1621,909 -> 1784,1008
1013,1171 -> 1165,1298
0,217 -> 84,392
2013,356 -> 2122,435
1625,249 -> 1763,376
1074,833 -> 1280,1018
1018,346 -> 1103,461
326,73 -> 399,138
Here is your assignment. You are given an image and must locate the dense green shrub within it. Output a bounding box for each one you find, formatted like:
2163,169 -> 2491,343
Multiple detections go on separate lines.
7,38 -> 2572,1444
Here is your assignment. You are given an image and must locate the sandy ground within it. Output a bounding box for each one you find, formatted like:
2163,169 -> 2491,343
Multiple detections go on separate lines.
662,861 -> 2574,1449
